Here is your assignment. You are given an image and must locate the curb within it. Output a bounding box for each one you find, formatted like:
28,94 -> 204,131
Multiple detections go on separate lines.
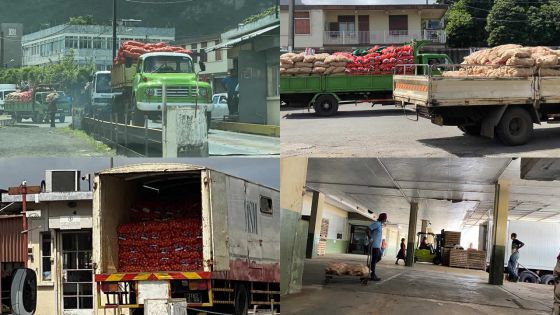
211,121 -> 280,137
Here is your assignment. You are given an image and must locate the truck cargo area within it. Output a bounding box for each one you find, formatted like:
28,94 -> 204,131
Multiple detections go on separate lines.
94,167 -> 212,309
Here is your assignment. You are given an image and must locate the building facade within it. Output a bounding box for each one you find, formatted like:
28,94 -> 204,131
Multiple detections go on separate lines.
206,13 -> 280,126
0,23 -> 23,68
177,34 -> 229,94
22,24 -> 175,70
279,0 -> 447,51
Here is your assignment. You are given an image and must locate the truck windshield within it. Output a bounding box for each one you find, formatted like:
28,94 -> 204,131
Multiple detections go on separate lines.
143,56 -> 193,73
95,73 -> 111,93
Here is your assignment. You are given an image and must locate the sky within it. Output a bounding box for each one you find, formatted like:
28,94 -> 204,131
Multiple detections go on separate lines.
0,157 -> 279,190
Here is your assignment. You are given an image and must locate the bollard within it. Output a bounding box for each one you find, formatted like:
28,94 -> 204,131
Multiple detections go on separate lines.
163,105 -> 208,157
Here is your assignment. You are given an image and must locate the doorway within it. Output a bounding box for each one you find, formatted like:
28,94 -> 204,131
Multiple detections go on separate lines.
61,231 -> 93,315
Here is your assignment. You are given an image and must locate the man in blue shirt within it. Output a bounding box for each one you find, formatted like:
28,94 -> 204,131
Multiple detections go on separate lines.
222,69 -> 239,115
366,213 -> 387,281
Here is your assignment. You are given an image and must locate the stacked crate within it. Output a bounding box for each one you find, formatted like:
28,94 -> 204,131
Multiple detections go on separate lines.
449,249 -> 487,270
442,231 -> 461,266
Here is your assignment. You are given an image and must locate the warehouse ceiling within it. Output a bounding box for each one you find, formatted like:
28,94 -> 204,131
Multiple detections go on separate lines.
305,158 -> 560,231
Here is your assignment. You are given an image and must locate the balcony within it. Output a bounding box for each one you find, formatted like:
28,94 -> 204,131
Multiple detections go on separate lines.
323,29 -> 446,46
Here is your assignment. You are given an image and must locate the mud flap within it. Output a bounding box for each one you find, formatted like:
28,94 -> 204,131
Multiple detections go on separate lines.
481,106 -> 508,139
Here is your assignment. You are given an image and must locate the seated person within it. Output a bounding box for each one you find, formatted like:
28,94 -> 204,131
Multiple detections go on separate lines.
419,236 -> 430,250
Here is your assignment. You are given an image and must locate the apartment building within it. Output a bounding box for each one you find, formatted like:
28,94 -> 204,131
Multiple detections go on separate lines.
279,0 -> 448,51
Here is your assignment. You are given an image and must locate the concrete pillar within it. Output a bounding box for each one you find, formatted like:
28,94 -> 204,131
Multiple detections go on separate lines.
421,219 -> 428,233
280,157 -> 308,295
163,105 -> 208,157
489,180 -> 510,285
405,201 -> 419,267
306,191 -> 325,258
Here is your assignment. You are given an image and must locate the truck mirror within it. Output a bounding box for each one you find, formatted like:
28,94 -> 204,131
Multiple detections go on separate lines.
199,61 -> 206,72
125,57 -> 132,68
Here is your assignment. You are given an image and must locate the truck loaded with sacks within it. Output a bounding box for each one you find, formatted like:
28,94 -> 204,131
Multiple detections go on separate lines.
92,164 -> 280,314
279,41 -> 452,116
111,41 -> 213,126
393,44 -> 560,145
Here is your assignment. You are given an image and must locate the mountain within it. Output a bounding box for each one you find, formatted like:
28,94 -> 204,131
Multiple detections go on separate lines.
0,0 -> 276,39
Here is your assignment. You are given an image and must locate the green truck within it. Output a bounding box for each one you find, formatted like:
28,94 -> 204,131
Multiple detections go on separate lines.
112,52 -> 213,126
280,42 -> 452,116
5,89 -> 71,123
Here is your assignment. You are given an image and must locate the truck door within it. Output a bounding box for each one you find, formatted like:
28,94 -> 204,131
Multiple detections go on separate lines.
208,170 -> 231,271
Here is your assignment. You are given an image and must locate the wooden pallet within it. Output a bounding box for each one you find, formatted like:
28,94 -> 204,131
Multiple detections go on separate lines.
449,249 -> 486,270
442,246 -> 453,266
443,231 -> 461,247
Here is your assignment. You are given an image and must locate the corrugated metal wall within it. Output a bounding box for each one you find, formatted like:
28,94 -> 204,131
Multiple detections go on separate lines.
0,215 -> 24,262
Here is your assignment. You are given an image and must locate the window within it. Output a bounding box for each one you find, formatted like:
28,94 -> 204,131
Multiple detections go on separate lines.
41,232 -> 52,281
338,15 -> 355,34
79,37 -> 92,49
143,55 -> 194,73
191,43 -> 198,50
199,49 -> 207,63
65,36 -> 78,49
294,11 -> 310,34
62,232 -> 93,310
389,15 -> 408,36
93,38 -> 103,49
259,196 -> 273,215
215,41 -> 222,61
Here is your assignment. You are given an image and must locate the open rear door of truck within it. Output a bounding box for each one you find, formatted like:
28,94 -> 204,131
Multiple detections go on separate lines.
208,170 -> 231,271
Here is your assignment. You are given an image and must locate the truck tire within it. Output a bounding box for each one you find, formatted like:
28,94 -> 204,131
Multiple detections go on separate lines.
313,95 -> 338,116
458,124 -> 481,136
496,107 -> 533,146
10,268 -> 37,315
518,271 -> 538,283
540,274 -> 555,285
234,283 -> 249,315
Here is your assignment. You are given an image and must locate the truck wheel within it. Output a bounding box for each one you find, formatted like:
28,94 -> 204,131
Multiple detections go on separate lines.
496,107 -> 533,146
540,274 -> 555,285
458,124 -> 481,136
313,95 -> 338,116
234,283 -> 249,315
10,268 -> 37,315
518,271 -> 538,283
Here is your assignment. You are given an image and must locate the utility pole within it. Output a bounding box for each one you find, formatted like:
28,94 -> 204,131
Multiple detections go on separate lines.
112,0 -> 117,60
0,30 -> 4,68
288,0 -> 294,52
8,183 -> 42,267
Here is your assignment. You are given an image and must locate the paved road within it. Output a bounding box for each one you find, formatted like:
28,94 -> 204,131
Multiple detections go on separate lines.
10,115 -> 73,128
281,104 -> 560,157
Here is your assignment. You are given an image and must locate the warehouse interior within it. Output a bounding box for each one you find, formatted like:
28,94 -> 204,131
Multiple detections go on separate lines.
281,157 -> 560,315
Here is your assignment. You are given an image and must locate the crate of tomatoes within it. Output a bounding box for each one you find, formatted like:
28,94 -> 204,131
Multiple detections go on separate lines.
114,40 -> 193,65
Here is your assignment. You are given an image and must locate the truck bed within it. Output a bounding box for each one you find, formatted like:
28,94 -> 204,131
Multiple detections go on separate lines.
111,64 -> 136,90
281,74 -> 393,94
393,75 -> 539,107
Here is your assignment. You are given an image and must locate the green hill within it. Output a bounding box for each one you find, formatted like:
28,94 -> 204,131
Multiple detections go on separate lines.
0,0 -> 276,40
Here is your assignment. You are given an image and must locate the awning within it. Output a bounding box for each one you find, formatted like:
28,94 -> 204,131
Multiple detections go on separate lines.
205,24 -> 279,52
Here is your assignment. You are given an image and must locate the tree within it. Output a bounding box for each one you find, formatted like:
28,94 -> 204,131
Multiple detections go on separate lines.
68,15 -> 96,25
486,0 -> 528,46
445,0 -> 492,48
527,0 -> 560,46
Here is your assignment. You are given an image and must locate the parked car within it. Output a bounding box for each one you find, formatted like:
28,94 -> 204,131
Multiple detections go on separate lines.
211,93 -> 229,119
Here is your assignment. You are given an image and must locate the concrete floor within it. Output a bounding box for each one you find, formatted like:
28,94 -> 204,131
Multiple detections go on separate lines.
281,104 -> 560,157
283,254 -> 554,315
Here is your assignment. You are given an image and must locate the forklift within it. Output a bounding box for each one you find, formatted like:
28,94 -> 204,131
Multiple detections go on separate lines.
414,231 -> 444,265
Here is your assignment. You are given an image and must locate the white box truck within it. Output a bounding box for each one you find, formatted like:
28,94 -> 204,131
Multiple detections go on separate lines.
92,163 -> 280,314
0,83 -> 17,113
485,220 -> 560,285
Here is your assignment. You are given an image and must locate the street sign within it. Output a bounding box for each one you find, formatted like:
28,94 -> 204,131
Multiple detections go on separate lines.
8,186 -> 42,195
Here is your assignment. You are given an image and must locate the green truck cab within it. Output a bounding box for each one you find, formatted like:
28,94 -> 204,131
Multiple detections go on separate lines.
5,90 -> 71,123
280,41 -> 452,116
112,52 -> 212,126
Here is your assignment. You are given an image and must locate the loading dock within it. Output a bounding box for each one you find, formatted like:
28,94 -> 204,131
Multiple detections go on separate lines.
281,157 -> 559,314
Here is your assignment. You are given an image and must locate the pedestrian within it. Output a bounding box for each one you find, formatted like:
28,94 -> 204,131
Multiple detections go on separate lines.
366,213 -> 387,281
395,238 -> 406,265
507,233 -> 525,282
222,69 -> 239,115
553,251 -> 559,315
381,238 -> 387,257
47,92 -> 58,128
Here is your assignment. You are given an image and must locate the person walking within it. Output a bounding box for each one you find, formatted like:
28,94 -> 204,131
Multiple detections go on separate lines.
553,252 -> 559,315
47,92 -> 58,128
395,238 -> 406,265
222,69 -> 239,115
366,213 -> 387,281
507,233 -> 525,282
